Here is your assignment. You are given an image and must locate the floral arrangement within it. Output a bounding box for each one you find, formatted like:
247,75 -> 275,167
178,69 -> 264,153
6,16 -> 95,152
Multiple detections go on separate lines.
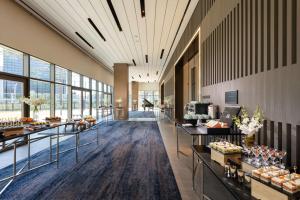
20,96 -> 46,109
233,106 -> 264,136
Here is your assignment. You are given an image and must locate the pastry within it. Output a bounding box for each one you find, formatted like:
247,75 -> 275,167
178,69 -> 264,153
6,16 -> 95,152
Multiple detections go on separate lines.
283,181 -> 300,193
271,176 -> 289,188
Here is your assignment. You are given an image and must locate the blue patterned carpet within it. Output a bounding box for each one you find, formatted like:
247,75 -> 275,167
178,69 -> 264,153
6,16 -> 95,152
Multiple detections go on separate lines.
0,121 -> 181,200
129,111 -> 155,118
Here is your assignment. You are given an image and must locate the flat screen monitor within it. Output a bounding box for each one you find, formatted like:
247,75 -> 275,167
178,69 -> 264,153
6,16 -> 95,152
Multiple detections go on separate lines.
195,103 -> 210,115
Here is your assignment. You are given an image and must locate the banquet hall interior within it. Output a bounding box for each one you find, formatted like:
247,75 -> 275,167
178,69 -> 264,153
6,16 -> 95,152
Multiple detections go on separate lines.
0,0 -> 299,199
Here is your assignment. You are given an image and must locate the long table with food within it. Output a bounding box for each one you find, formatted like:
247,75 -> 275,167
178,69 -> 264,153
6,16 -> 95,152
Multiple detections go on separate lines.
191,140 -> 300,200
0,116 -> 101,195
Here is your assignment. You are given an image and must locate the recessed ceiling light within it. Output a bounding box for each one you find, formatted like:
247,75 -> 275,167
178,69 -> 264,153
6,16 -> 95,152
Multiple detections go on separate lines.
140,0 -> 145,17
88,18 -> 106,41
107,0 -> 123,31
132,59 -> 136,66
160,49 -> 164,59
75,32 -> 94,49
145,55 -> 148,63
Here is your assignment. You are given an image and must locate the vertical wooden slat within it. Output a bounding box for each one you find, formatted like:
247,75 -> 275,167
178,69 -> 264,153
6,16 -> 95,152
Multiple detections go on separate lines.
286,123 -> 292,167
291,0 -> 297,64
233,7 -> 236,80
282,0 -> 287,66
255,0 -> 258,73
263,120 -> 268,145
296,125 -> 300,171
241,0 -> 244,77
237,3 -> 240,79
230,11 -> 233,80
270,121 -> 274,148
223,19 -> 226,82
245,0 -> 248,76
224,18 -> 227,82
277,122 -> 282,150
274,0 -> 279,68
267,0 -> 271,70
227,14 -> 230,81
261,0 -> 265,72
249,0 -> 253,75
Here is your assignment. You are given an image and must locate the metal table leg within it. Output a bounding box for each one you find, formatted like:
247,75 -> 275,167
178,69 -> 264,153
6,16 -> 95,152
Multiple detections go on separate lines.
192,149 -> 195,190
28,135 -> 31,169
96,124 -> 99,145
13,142 -> 17,177
56,128 -> 59,168
75,133 -> 79,163
50,135 -> 52,162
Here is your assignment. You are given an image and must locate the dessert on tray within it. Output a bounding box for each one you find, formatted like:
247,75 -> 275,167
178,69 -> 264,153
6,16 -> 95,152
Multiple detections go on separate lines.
45,117 -> 61,122
283,180 -> 300,193
209,141 -> 242,154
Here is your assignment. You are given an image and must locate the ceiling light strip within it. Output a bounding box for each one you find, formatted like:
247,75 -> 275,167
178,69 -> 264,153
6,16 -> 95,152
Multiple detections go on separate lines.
106,0 -> 123,31
160,49 -> 165,59
140,0 -> 145,17
88,18 -> 106,41
132,59 -> 136,66
75,32 -> 94,49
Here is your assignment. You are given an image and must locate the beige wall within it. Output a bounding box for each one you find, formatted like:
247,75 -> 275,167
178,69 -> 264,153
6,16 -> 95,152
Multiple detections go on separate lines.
113,64 -> 128,119
0,0 -> 113,85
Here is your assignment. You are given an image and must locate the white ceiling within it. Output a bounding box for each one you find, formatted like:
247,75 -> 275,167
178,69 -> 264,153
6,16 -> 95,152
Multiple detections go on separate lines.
18,0 -> 199,82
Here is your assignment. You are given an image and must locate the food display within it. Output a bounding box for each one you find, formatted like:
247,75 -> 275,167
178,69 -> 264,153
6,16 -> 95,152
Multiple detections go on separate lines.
84,116 -> 96,123
252,166 -> 300,193
45,117 -> 61,122
30,121 -> 50,126
20,117 -> 34,123
206,120 -> 228,128
283,180 -> 300,193
209,141 -> 243,154
271,174 -> 300,188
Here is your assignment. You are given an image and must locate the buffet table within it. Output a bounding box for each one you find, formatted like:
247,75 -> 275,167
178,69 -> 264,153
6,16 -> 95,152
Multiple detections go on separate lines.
176,121 -> 243,158
0,121 -> 101,195
192,145 -> 253,200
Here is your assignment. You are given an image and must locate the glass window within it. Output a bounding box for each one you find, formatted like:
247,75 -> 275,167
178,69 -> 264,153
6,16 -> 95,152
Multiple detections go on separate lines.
83,76 -> 90,89
30,80 -> 51,120
72,89 -> 81,118
107,85 -> 111,93
72,72 -> 80,87
55,66 -> 68,84
92,91 -> 97,118
92,79 -> 97,90
83,91 -> 90,116
103,84 -> 107,93
55,84 -> 69,120
0,45 -> 23,76
0,79 -> 23,118
98,91 -> 103,118
98,82 -> 103,91
30,56 -> 51,81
